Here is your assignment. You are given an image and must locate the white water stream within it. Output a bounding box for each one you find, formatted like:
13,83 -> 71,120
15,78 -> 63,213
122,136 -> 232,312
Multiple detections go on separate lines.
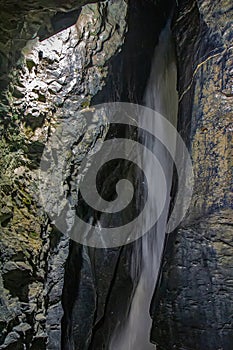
110,22 -> 178,350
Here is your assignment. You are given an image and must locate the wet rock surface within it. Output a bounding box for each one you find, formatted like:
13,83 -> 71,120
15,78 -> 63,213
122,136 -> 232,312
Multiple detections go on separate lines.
0,1 -> 128,348
151,0 -> 233,349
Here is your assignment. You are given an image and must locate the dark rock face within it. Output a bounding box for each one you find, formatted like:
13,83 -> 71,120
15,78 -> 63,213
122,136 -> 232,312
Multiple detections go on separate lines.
151,0 -> 233,349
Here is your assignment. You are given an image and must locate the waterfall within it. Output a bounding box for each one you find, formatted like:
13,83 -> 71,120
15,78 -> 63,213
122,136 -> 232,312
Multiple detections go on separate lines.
109,22 -> 178,350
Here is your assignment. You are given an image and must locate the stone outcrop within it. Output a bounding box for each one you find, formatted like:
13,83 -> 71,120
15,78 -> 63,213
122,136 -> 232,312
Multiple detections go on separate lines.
0,0 -> 98,95
151,1 -> 233,349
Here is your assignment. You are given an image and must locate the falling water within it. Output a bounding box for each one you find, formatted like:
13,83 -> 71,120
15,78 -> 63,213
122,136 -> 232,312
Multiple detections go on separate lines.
110,22 -> 178,350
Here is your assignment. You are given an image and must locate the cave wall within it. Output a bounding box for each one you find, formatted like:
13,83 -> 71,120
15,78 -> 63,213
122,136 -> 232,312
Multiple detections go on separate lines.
151,0 -> 233,349
0,0 -> 98,95
0,0 -> 232,349
0,1 -> 128,348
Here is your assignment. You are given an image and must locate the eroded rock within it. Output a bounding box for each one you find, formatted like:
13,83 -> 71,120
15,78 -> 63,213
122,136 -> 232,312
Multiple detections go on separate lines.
151,1 -> 233,349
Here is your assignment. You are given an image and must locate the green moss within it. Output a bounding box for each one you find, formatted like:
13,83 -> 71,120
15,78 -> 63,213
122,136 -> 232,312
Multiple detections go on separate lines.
81,100 -> 91,109
29,231 -> 40,239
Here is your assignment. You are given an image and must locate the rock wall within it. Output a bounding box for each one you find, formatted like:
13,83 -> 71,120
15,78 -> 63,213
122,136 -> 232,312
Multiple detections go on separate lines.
0,0 -> 97,95
0,1 -> 128,348
151,0 -> 233,349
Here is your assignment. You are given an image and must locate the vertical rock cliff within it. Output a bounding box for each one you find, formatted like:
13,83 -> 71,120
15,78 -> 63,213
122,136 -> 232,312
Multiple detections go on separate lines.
151,1 -> 233,349
0,1 -> 128,348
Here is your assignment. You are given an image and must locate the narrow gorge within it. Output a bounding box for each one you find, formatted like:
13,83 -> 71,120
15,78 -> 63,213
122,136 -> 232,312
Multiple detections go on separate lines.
0,1 -> 232,350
